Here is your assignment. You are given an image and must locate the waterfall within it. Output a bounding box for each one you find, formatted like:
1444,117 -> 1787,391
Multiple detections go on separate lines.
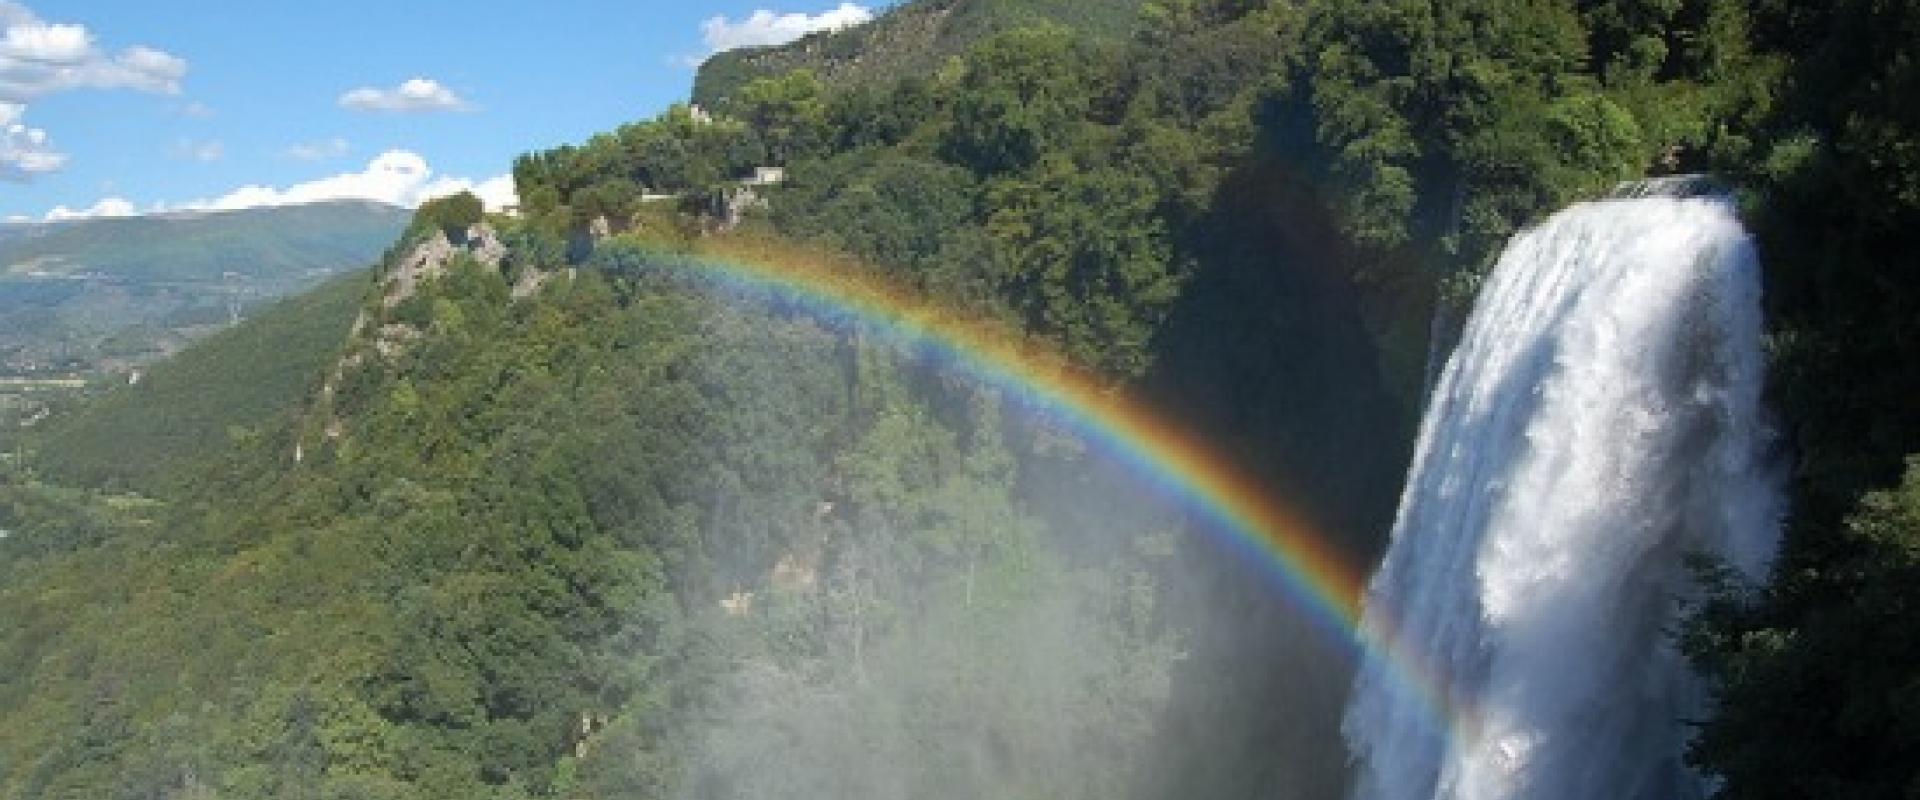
1342,184 -> 1782,800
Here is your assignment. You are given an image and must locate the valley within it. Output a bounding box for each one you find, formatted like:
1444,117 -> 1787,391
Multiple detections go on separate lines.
0,202 -> 406,440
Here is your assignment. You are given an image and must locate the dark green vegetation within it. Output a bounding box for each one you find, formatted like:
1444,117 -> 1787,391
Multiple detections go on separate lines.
2,0 -> 1916,798
1680,1 -> 1920,796
412,193 -> 486,242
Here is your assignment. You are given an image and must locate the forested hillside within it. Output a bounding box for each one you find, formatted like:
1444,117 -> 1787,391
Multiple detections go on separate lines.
0,0 -> 1914,798
26,269 -> 370,493
3,215 -> 1189,798
691,0 -> 1144,108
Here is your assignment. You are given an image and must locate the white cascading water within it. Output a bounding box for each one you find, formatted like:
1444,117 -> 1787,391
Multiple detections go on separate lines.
1343,182 -> 1782,800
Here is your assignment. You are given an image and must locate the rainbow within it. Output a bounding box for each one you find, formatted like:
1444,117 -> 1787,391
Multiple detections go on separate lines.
611,234 -> 1453,738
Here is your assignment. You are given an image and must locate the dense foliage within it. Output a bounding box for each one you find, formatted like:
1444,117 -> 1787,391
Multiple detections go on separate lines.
411,192 -> 486,242
1680,0 -> 1920,795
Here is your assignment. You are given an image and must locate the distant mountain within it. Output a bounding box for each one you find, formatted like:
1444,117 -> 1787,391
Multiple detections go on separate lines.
0,200 -> 407,284
0,201 -> 406,375
692,0 -> 1143,107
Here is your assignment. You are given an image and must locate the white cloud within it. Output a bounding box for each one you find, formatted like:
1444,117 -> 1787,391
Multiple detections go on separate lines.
43,195 -> 133,221
117,45 -> 184,83
0,4 -> 187,180
1,101 -> 61,181
171,138 -> 222,163
2,20 -> 88,63
0,3 -> 187,103
696,3 -> 871,59
30,152 -> 518,222
174,150 -> 515,213
338,78 -> 471,113
431,173 -> 517,213
285,136 -> 349,161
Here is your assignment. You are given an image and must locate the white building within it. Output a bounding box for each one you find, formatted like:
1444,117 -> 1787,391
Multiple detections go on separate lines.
745,166 -> 787,186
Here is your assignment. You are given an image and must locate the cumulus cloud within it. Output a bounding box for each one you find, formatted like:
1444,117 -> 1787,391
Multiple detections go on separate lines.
43,195 -> 134,221
285,136 -> 349,161
697,3 -> 871,57
0,3 -> 188,103
30,151 -> 516,222
0,3 -> 188,180
1,101 -> 61,180
3,19 -> 87,62
176,150 -> 515,213
426,173 -> 517,213
338,78 -> 471,113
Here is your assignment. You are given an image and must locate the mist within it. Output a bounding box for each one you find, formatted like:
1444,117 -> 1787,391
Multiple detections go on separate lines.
636,285 -> 1214,800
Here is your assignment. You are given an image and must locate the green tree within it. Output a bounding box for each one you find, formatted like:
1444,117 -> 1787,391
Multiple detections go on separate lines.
940,27 -> 1100,175
737,70 -> 829,165
413,191 -> 486,241
1684,2 -> 1920,795
1687,457 -> 1920,799
985,158 -> 1185,376
770,150 -> 982,285
571,178 -> 643,228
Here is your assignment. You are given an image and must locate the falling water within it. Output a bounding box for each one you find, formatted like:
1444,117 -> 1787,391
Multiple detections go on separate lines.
1343,183 -> 1781,800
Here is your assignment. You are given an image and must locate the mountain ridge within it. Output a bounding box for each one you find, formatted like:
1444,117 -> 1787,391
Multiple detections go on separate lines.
692,0 -> 1144,107
0,200 -> 408,282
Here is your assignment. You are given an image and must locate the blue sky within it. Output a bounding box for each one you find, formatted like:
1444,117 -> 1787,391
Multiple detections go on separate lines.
1,0 -> 885,221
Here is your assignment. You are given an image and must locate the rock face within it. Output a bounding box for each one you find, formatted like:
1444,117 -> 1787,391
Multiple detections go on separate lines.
717,187 -> 768,231
468,224 -> 506,267
382,224 -> 507,310
301,222 -> 525,461
365,223 -> 511,361
510,265 -> 552,300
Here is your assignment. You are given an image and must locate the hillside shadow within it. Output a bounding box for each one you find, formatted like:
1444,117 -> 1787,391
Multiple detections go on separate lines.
1134,159 -> 1423,800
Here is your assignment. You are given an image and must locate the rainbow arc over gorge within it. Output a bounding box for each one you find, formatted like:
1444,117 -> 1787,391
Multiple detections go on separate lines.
629,235 -> 1455,739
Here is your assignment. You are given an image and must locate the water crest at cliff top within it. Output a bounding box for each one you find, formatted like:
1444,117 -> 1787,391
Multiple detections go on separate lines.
1344,182 -> 1782,800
